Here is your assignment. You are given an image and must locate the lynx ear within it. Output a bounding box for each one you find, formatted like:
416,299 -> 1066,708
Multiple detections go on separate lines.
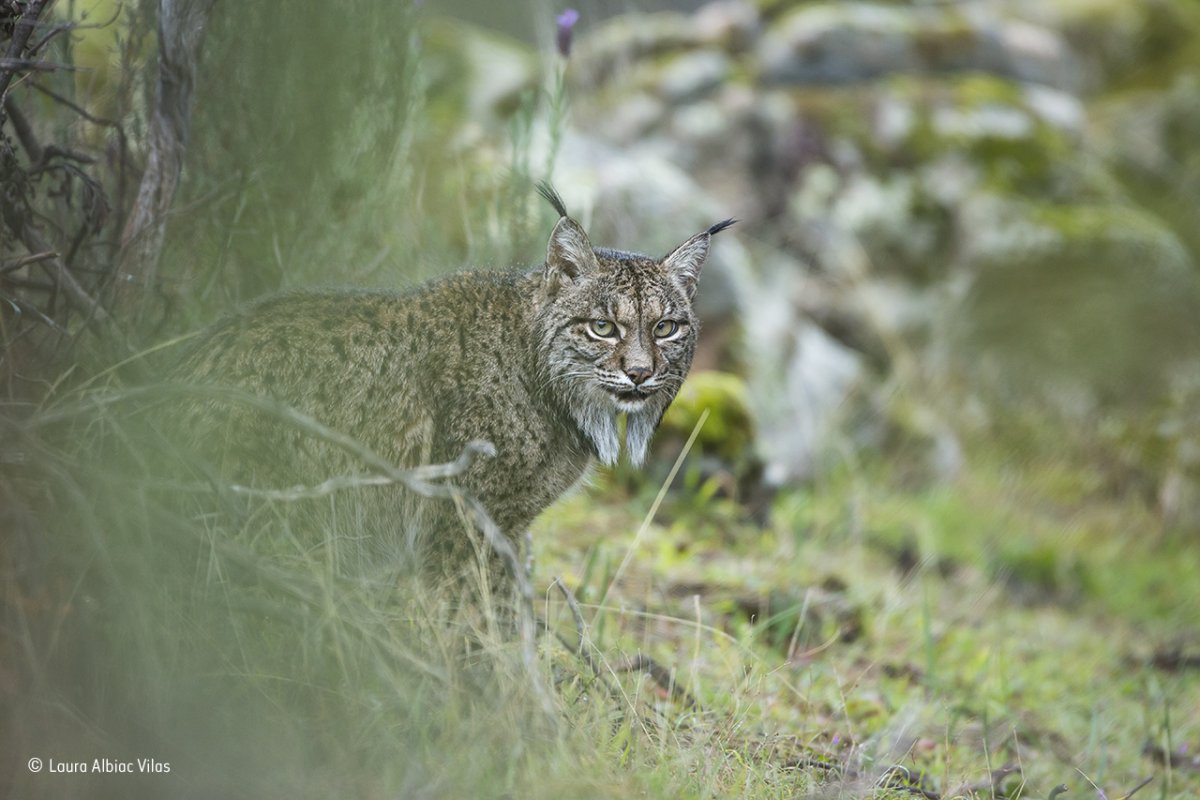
546,216 -> 596,285
539,182 -> 596,291
663,218 -> 736,299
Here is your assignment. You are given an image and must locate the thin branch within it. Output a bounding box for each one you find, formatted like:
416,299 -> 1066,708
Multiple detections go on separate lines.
30,80 -> 124,127
219,473 -> 394,501
3,96 -> 42,162
2,294 -> 67,332
0,251 -> 58,276
1119,776 -> 1154,800
0,58 -> 83,73
116,0 -> 216,316
41,145 -> 97,166
552,577 -> 589,659
611,653 -> 700,710
29,4 -> 124,55
9,223 -> 111,324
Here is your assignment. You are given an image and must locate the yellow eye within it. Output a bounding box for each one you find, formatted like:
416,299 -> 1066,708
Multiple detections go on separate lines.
653,320 -> 679,339
589,319 -> 616,338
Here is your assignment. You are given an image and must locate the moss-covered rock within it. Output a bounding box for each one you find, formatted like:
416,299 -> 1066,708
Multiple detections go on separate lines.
755,2 -> 1077,90
949,199 -> 1200,408
1008,0 -> 1200,92
568,12 -> 701,92
659,370 -> 756,463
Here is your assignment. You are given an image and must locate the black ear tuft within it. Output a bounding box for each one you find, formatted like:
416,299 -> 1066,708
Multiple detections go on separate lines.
536,181 -> 570,219
706,218 -> 737,237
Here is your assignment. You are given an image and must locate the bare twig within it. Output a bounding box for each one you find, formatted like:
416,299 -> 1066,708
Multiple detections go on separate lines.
30,80 -> 124,128
10,223 -> 111,324
2,294 -> 66,332
612,653 -> 700,710
0,250 -> 58,275
28,3 -> 124,55
1118,776 -> 1154,800
3,96 -> 42,162
180,439 -> 501,502
544,578 -> 632,714
39,145 -> 97,166
0,57 -> 82,73
552,576 -> 589,658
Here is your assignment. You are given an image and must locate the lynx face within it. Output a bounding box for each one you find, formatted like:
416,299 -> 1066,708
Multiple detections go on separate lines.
532,188 -> 734,467
560,249 -> 697,416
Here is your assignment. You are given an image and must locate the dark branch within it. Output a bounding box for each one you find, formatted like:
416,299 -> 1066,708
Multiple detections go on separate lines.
0,251 -> 58,276
611,653 -> 700,710
116,0 -> 217,316
0,0 -> 52,105
29,4 -> 124,55
0,58 -> 83,73
3,96 -> 42,163
31,80 -> 123,128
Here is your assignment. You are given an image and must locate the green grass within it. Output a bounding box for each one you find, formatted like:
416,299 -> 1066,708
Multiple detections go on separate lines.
11,380 -> 1198,799
529,443 -> 1200,799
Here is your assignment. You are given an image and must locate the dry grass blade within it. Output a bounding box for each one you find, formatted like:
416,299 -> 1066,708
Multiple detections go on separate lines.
598,408 -> 709,611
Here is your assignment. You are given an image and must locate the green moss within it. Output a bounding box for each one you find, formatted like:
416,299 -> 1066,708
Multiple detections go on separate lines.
909,80 -> 1069,190
659,370 -> 755,462
949,72 -> 1026,107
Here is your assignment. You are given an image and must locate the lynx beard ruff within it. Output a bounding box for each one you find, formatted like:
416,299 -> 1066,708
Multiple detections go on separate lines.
569,387 -> 664,467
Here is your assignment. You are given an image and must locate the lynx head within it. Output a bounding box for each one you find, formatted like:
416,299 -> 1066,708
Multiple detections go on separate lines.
532,182 -> 735,467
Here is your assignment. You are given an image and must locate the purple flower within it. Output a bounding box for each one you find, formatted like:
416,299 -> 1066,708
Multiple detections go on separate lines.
556,8 -> 579,58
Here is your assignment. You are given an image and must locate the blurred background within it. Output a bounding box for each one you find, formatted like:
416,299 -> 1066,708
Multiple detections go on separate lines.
3,0 -> 1200,797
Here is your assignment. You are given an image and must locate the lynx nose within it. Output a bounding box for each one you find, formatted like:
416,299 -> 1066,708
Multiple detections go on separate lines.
625,365 -> 652,385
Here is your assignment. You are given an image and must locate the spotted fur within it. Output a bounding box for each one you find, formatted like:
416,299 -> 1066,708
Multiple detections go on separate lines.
173,185 -> 734,558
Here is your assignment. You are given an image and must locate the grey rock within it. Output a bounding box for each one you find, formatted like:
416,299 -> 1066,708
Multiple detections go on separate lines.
600,91 -> 668,143
657,49 -> 733,104
756,2 -> 1078,90
742,259 -> 867,484
570,12 -> 699,91
694,0 -> 761,52
758,3 -> 918,85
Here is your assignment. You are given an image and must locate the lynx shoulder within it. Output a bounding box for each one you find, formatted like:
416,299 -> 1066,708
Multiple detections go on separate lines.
172,184 -> 734,553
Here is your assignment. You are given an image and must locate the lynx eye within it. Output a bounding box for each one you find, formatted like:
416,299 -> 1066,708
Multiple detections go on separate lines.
653,320 -> 680,339
588,319 -> 617,338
